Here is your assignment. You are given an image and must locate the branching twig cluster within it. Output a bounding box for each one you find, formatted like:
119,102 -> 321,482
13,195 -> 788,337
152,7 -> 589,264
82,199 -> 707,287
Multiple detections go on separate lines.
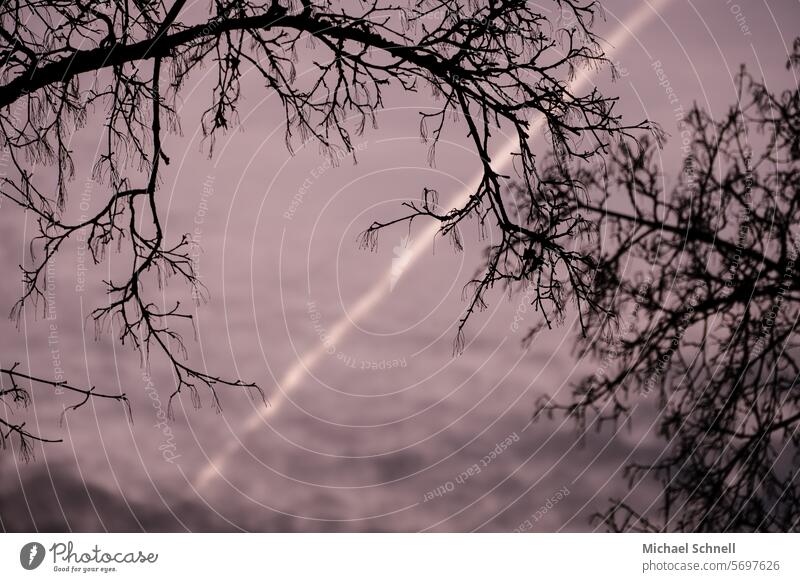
0,363 -> 130,460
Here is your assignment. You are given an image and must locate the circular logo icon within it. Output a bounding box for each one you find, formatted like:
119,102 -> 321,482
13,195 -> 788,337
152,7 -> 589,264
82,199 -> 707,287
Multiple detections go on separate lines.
19,542 -> 46,570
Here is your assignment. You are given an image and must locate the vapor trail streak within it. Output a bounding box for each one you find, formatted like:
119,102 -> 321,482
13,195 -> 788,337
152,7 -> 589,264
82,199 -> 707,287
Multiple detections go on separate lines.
194,0 -> 670,492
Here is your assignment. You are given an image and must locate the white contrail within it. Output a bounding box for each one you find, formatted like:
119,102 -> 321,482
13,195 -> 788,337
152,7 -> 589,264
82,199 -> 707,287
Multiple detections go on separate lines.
194,0 -> 670,492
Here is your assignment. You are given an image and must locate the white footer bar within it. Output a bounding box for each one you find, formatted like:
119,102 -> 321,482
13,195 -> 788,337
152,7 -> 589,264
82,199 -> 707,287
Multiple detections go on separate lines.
2,533 -> 797,580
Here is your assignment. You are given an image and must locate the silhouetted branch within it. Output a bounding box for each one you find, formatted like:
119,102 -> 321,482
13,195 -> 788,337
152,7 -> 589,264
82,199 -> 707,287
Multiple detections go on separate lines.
0,362 -> 130,460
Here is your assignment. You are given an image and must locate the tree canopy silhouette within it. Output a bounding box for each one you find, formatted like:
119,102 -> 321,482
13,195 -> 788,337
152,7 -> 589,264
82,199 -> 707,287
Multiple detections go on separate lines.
0,1 -> 655,455
530,39 -> 800,532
